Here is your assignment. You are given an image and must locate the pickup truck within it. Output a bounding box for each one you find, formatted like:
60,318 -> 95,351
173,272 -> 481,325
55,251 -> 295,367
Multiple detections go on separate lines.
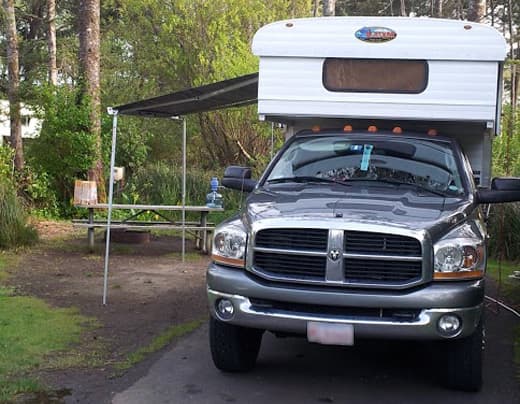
206,17 -> 520,391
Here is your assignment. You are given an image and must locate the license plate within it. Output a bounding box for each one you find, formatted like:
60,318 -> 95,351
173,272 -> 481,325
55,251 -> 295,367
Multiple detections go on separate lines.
307,322 -> 354,346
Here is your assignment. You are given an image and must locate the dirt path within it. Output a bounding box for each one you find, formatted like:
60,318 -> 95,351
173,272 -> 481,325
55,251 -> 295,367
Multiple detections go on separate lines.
8,223 -> 209,402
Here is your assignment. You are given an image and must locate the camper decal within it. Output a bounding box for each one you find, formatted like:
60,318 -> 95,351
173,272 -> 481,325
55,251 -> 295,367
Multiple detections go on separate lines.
355,27 -> 397,43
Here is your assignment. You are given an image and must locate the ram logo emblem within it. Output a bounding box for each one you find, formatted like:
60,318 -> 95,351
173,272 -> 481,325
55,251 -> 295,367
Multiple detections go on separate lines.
329,249 -> 341,261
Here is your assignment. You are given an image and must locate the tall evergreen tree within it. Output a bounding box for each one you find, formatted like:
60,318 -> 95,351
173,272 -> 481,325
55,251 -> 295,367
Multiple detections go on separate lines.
323,0 -> 336,15
47,0 -> 57,85
2,0 -> 24,170
79,0 -> 105,200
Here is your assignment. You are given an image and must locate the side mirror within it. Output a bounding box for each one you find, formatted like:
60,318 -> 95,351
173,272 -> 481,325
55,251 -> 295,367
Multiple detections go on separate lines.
221,166 -> 257,193
477,177 -> 520,204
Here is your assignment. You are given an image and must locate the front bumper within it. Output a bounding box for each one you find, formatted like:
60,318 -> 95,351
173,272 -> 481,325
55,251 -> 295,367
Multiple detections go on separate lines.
207,264 -> 484,340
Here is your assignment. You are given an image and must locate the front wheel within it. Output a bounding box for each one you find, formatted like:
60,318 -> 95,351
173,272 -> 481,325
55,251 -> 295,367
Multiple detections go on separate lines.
444,320 -> 484,392
209,317 -> 263,372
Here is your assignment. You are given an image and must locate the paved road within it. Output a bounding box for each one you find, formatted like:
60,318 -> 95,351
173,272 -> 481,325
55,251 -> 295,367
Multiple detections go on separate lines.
113,306 -> 519,404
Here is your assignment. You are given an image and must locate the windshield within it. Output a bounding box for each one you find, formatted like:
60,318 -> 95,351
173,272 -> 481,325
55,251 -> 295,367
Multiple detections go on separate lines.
266,135 -> 465,197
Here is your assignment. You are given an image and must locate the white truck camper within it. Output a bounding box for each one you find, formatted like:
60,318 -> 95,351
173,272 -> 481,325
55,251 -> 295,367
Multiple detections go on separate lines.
253,17 -> 506,187
208,17 -> 520,392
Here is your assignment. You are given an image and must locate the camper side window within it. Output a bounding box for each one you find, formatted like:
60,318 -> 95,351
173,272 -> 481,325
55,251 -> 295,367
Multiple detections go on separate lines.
323,59 -> 428,94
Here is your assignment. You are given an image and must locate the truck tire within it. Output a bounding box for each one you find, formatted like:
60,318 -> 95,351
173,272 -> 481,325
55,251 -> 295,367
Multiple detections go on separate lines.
209,317 -> 263,372
445,320 -> 483,392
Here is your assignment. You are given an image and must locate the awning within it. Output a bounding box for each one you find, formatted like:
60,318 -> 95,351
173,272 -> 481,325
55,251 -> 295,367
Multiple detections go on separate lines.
102,72 -> 259,304
115,73 -> 259,117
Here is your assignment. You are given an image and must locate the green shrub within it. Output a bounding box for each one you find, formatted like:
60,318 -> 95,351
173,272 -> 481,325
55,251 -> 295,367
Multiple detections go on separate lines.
0,181 -> 38,248
487,203 -> 520,261
488,105 -> 520,259
26,86 -> 96,216
22,166 -> 59,218
0,146 -> 15,185
120,162 -> 244,221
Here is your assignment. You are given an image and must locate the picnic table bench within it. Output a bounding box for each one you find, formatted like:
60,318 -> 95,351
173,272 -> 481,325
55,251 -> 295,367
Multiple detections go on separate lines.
73,203 -> 223,253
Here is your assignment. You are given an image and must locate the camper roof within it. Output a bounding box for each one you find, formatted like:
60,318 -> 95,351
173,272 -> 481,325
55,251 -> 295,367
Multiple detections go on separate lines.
252,17 -> 507,61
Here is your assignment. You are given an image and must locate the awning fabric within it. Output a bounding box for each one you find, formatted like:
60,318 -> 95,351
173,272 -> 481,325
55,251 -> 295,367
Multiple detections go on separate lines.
115,73 -> 259,117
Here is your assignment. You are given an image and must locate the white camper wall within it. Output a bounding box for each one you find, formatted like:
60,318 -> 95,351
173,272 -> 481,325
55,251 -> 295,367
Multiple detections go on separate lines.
258,57 -> 500,124
253,17 -> 507,132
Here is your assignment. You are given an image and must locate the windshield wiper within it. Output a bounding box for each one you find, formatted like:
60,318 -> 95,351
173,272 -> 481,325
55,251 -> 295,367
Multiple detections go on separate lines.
267,176 -> 351,187
344,178 -> 449,197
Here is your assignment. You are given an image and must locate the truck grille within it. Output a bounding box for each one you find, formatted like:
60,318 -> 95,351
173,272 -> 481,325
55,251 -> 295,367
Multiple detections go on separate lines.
254,251 -> 326,280
344,259 -> 422,283
255,228 -> 328,251
344,231 -> 421,256
249,298 -> 421,322
252,227 -> 423,288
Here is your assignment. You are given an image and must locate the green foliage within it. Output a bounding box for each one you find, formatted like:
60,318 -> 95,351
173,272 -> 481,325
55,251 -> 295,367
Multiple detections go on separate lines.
488,106 -> 520,260
0,181 -> 38,249
26,86 -> 96,216
0,146 -> 38,246
487,203 -> 520,261
22,168 -> 59,217
493,105 -> 520,177
0,146 -> 14,182
120,162 -> 244,221
113,119 -> 151,177
102,0 -> 312,169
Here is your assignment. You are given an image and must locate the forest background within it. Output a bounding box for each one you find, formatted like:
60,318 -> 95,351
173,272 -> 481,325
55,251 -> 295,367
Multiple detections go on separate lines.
0,0 -> 519,259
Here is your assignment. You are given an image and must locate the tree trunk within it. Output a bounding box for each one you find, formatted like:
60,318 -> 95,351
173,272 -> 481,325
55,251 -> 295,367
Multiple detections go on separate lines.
434,0 -> 443,17
313,0 -> 319,17
79,0 -> 105,201
467,0 -> 486,22
400,0 -> 406,16
3,0 -> 24,171
47,0 -> 57,85
323,0 -> 335,16
505,0 -> 517,176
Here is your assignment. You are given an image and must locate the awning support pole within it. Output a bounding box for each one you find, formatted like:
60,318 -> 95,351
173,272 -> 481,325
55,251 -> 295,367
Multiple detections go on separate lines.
172,116 -> 186,263
182,117 -> 186,263
103,107 -> 119,305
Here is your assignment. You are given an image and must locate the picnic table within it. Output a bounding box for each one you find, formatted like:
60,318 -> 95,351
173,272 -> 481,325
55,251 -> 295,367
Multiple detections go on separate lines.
73,203 -> 223,253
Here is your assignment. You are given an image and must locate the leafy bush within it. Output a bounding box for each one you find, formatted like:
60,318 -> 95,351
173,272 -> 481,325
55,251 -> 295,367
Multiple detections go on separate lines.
487,203 -> 520,261
26,86 -> 96,216
120,162 -> 244,221
488,106 -> 520,259
0,146 -> 14,182
0,181 -> 38,248
21,167 -> 59,218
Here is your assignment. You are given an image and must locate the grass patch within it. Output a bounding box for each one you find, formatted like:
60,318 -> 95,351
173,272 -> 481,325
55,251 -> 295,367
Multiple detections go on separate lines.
0,377 -> 43,402
486,259 -> 520,309
115,319 -> 204,372
0,291 -> 97,402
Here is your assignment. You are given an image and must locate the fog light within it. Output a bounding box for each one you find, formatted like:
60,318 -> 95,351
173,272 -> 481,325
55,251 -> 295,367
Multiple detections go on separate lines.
437,314 -> 462,337
216,299 -> 234,320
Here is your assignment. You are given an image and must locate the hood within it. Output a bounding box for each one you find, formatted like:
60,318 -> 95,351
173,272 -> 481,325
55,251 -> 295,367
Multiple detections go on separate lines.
246,184 -> 470,233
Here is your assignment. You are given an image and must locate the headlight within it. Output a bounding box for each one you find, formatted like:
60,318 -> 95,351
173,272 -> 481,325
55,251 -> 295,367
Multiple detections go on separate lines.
212,221 -> 247,268
434,238 -> 485,280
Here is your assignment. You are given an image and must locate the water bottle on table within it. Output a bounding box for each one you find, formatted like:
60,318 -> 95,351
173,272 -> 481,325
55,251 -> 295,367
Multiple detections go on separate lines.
206,177 -> 223,208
